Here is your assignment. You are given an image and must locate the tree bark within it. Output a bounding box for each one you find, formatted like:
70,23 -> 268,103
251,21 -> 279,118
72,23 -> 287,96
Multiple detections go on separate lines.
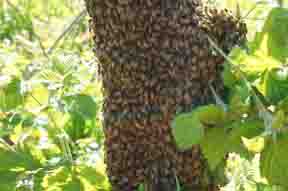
84,0 -> 246,190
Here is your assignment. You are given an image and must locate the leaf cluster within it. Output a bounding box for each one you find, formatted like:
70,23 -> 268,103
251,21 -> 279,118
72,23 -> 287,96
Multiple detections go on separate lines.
172,7 -> 288,190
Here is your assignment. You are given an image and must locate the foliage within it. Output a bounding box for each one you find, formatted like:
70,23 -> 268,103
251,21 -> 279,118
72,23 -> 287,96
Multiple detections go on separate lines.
172,4 -> 288,191
1,0 -> 288,191
0,0 -> 108,190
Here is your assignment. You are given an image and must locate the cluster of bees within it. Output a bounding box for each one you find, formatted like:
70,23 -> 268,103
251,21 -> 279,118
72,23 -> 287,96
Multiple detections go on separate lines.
85,0 -> 246,190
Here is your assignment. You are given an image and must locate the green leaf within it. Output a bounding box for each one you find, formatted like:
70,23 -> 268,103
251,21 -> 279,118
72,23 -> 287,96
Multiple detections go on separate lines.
43,166 -> 71,191
0,170 -> 18,191
51,53 -> 79,76
278,96 -> 288,112
255,8 -> 288,62
264,68 -> 288,104
230,83 -> 251,106
62,176 -> 84,191
212,159 -> 227,185
172,105 -> 226,151
172,112 -> 204,151
196,105 -> 226,126
0,78 -> 23,111
137,184 -> 145,191
222,63 -> 238,88
272,110 -> 285,129
78,164 -> 110,190
260,134 -> 288,188
227,120 -> 263,157
34,170 -> 46,191
227,47 -> 280,81
65,113 -> 86,141
228,94 -> 250,121
200,128 -> 227,171
0,143 -> 41,171
63,95 -> 98,119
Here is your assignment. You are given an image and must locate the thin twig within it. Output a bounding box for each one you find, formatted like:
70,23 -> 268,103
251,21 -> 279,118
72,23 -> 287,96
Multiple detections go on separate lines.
34,33 -> 49,58
5,0 -> 21,12
205,34 -> 268,113
241,1 -> 269,20
277,0 -> 283,7
0,138 -> 16,152
205,34 -> 276,135
47,9 -> 87,55
244,17 -> 266,21
5,0 -> 50,59
209,84 -> 227,111
29,94 -> 58,129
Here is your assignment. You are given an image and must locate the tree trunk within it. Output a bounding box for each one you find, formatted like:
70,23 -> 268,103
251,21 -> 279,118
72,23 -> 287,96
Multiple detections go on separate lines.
84,0 -> 246,190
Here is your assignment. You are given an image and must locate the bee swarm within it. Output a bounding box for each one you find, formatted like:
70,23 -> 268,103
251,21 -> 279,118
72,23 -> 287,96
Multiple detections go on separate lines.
84,0 -> 246,190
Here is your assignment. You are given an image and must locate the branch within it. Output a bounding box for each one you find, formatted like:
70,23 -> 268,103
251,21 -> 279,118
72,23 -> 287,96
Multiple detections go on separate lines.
5,0 -> 21,13
47,9 -> 87,55
205,34 -> 273,131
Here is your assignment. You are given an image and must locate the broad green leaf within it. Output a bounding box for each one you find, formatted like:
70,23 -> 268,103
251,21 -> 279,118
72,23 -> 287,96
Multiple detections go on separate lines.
19,142 -> 46,167
0,143 -> 41,171
0,78 -> 23,111
43,166 -> 71,191
172,105 -> 227,151
222,63 -> 238,88
63,94 -> 98,119
78,166 -> 107,185
62,176 -> 84,191
272,110 -> 285,129
200,128 -> 228,171
227,120 -> 263,157
77,164 -> 110,190
0,170 -> 18,191
137,184 -> 145,191
213,159 -> 227,186
230,84 -> 251,105
172,112 -> 204,151
228,95 -> 250,121
51,53 -> 79,76
260,134 -> 288,188
264,68 -> 288,104
254,8 -> 288,62
278,96 -> 288,112
197,105 -> 226,126
65,113 -> 86,141
227,47 -> 280,81
34,170 -> 46,191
